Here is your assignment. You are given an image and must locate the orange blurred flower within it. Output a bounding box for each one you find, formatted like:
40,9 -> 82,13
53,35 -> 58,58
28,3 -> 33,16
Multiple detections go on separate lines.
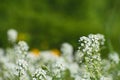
51,49 -> 61,57
31,48 -> 40,56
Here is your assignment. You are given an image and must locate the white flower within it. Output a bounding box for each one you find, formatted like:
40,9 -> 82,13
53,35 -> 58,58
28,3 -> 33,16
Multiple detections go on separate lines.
52,58 -> 67,78
79,34 -> 105,54
16,59 -> 28,76
0,48 -> 4,56
75,51 -> 84,63
40,51 -> 58,63
7,29 -> 18,43
100,76 -> 113,80
46,76 -> 52,80
61,43 -> 73,62
32,68 -> 47,80
18,41 -> 29,52
74,75 -> 82,80
102,59 -> 111,71
61,42 -> 73,55
78,34 -> 105,79
108,52 -> 119,64
68,62 -> 80,77
15,41 -> 29,55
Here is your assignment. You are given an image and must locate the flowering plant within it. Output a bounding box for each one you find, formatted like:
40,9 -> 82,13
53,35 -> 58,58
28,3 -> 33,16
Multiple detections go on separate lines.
0,29 -> 120,80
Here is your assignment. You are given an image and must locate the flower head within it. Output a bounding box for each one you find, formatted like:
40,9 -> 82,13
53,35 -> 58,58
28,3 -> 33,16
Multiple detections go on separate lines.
78,34 -> 105,54
78,34 -> 105,79
32,68 -> 47,80
16,59 -> 28,76
51,58 -> 67,78
7,29 -> 18,43
15,41 -> 29,55
109,52 -> 119,64
18,41 -> 29,52
61,43 -> 73,62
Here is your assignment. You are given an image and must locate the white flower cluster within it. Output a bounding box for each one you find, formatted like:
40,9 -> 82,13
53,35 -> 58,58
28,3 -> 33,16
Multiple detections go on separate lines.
7,29 -> 18,43
13,41 -> 30,80
61,42 -> 73,55
0,30 -> 119,80
78,34 -> 105,54
16,59 -> 28,76
51,59 -> 66,78
61,42 -> 73,62
15,41 -> 29,56
78,34 -> 105,79
18,41 -> 29,52
32,68 -> 47,80
100,76 -> 113,80
108,52 -> 119,64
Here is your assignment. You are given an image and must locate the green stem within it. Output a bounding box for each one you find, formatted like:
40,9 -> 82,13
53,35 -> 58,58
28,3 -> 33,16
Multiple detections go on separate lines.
18,72 -> 21,80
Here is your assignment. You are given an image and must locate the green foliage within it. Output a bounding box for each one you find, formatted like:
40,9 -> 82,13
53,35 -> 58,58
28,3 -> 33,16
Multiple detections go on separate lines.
0,0 -> 120,52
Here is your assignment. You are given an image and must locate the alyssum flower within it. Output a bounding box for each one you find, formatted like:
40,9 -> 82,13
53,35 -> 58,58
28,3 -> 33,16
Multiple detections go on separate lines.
78,34 -> 105,79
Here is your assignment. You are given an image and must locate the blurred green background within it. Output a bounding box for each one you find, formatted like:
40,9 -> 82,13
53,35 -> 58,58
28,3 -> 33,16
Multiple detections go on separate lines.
0,0 -> 120,52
